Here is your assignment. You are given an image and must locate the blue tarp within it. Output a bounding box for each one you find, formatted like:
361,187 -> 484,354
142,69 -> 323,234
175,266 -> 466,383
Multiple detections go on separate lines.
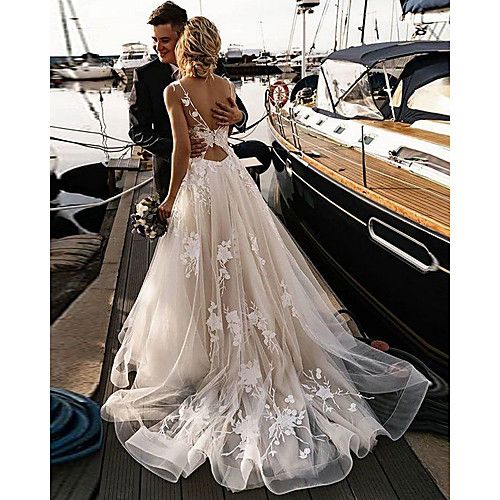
400,0 -> 450,15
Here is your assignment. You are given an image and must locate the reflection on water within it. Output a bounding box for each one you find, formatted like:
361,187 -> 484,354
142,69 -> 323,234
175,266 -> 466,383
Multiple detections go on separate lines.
50,75 -> 295,175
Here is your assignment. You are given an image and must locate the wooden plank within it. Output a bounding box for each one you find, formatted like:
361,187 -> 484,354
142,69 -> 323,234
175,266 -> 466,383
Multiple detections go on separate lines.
181,462 -> 225,500
225,486 -> 268,500
98,171 -> 152,499
308,479 -> 355,500
346,451 -> 398,500
373,438 -> 446,499
356,118 -> 450,148
267,488 -> 311,499
107,157 -> 141,171
140,468 -> 182,500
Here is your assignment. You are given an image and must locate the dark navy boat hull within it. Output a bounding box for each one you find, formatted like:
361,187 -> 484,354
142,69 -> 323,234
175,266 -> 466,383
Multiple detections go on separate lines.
270,141 -> 450,378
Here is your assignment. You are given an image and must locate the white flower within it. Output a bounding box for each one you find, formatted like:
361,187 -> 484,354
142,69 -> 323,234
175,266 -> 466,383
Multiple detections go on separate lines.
316,385 -> 334,401
299,447 -> 311,459
348,403 -> 357,412
315,368 -> 322,379
284,395 -> 295,404
136,203 -> 148,216
149,231 -> 157,239
217,240 -> 233,263
239,360 -> 262,395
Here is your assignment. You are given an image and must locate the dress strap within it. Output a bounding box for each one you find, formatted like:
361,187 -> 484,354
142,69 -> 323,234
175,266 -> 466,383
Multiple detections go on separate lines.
174,81 -> 211,131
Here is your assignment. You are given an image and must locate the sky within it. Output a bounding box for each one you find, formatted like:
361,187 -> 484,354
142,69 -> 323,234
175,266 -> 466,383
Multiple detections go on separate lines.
50,0 -> 435,56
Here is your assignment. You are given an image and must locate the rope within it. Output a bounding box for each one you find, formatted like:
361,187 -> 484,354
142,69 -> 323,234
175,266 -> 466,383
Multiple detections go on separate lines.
287,5 -> 298,55
51,175 -> 153,211
50,136 -> 132,152
50,125 -> 132,143
308,0 -> 331,55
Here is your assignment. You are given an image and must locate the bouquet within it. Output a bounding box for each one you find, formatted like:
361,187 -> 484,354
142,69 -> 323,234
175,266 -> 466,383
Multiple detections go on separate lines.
130,194 -> 169,240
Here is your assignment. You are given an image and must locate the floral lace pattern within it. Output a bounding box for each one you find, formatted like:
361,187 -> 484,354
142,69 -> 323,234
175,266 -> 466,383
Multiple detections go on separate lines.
247,302 -> 279,353
249,232 -> 266,268
217,240 -> 233,294
206,301 -> 222,361
302,368 -> 374,413
180,231 -> 200,278
280,280 -> 300,319
224,307 -> 244,347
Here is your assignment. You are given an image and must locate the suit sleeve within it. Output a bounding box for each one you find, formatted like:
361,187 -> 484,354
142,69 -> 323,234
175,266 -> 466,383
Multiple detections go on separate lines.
128,68 -> 173,159
215,59 -> 248,134
233,94 -> 248,134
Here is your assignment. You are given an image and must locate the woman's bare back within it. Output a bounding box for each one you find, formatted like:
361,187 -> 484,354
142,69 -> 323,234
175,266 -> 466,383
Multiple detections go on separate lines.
177,75 -> 234,161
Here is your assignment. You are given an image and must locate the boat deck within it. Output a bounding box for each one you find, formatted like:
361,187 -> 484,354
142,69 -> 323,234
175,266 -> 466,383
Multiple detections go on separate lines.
355,118 -> 450,148
51,168 -> 446,499
270,113 -> 450,238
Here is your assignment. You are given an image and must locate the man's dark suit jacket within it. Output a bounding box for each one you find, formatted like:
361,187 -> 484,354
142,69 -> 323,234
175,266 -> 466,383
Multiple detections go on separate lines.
128,58 -> 248,200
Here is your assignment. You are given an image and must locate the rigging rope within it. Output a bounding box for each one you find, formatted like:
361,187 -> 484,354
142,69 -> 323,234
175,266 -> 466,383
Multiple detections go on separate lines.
308,0 -> 331,55
50,125 -> 132,143
287,5 -> 298,56
51,175 -> 153,211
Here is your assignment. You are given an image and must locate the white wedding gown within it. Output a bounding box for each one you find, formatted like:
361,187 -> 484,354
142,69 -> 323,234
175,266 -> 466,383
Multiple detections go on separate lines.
101,81 -> 431,494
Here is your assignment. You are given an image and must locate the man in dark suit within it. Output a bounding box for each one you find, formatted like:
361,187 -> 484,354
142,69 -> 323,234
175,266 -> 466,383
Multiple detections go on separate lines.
129,2 -> 249,201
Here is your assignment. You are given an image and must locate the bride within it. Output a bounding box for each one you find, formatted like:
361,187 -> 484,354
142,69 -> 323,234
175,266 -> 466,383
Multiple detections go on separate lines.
101,16 -> 430,495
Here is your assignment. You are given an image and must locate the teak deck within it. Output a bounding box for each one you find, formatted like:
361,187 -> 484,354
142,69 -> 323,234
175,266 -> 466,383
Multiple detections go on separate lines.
269,112 -> 450,238
51,168 -> 445,499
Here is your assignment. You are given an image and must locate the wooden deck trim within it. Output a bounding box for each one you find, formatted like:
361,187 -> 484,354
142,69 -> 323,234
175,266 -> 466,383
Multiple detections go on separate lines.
355,118 -> 450,147
269,117 -> 450,238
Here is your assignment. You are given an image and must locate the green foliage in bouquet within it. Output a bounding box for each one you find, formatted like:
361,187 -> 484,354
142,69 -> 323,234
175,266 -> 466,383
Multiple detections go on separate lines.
130,194 -> 169,240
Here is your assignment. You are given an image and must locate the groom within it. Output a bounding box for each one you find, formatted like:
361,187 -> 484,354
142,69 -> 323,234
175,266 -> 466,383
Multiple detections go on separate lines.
129,1 -> 249,201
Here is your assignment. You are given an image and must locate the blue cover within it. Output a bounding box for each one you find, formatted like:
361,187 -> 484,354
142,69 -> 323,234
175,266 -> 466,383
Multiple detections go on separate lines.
400,0 -> 450,15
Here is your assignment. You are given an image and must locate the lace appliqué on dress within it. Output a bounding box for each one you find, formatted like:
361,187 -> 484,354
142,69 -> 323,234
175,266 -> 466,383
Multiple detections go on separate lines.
180,231 -> 200,278
217,239 -> 233,294
302,368 -> 375,413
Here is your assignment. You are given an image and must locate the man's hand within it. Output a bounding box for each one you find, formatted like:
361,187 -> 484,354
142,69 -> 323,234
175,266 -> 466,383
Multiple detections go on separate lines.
212,96 -> 243,127
190,135 -> 208,158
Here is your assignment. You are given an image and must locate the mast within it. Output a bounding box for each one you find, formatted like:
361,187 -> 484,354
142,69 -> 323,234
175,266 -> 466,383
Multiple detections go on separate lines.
360,0 -> 368,44
297,1 -> 320,79
58,0 -> 73,58
66,0 -> 91,54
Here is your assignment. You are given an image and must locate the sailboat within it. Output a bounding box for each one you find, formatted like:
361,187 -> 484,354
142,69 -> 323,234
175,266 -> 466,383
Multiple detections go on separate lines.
265,0 -> 450,377
52,0 -> 114,81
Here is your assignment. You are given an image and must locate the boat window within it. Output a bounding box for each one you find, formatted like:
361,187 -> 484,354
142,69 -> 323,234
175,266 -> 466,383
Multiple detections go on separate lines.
394,146 -> 449,175
334,126 -> 345,134
358,135 -> 375,145
407,77 -> 449,116
316,119 -> 325,125
316,59 -> 383,119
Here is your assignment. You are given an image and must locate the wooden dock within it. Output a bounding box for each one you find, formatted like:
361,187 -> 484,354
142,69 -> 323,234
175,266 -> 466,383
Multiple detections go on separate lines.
51,166 -> 447,499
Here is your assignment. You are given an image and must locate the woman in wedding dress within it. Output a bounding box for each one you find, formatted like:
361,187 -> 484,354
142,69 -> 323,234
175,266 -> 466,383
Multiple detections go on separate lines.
101,16 -> 431,495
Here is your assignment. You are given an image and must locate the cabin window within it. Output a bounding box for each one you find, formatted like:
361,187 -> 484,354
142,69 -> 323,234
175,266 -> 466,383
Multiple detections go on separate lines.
358,135 -> 375,145
394,147 -> 449,174
316,119 -> 325,126
334,125 -> 345,134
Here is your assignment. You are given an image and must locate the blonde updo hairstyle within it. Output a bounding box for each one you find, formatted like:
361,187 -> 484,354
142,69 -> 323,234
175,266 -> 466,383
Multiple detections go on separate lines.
175,16 -> 221,79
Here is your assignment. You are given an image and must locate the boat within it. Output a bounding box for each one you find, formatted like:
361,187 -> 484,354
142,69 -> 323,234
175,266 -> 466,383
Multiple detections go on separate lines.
290,52 -> 329,75
224,44 -> 244,64
54,59 -> 114,81
254,53 -> 276,65
52,0 -> 114,81
275,48 -> 301,73
113,42 -> 151,71
266,40 -> 450,378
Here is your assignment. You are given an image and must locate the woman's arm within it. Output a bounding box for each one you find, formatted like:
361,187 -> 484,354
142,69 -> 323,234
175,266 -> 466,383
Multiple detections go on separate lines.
158,84 -> 191,220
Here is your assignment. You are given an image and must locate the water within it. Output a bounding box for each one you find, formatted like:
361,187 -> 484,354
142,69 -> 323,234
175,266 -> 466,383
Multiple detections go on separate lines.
50,76 -> 277,171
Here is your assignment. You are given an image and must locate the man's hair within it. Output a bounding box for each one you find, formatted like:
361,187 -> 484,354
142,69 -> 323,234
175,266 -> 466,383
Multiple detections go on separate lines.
148,2 -> 188,34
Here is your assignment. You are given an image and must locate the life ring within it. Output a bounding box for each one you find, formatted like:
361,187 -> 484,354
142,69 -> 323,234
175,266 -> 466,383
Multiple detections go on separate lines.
269,80 -> 289,107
